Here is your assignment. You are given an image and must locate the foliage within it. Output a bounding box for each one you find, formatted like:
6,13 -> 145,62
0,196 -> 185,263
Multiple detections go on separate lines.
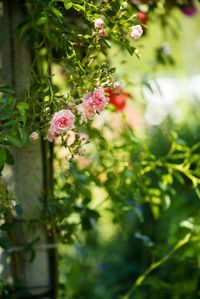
59,116 -> 200,299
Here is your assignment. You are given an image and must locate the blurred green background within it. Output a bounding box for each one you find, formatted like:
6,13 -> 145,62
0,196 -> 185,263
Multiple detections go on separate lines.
56,2 -> 200,298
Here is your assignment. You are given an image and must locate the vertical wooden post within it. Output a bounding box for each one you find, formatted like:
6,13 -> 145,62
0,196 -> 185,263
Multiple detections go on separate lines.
0,1 -> 55,297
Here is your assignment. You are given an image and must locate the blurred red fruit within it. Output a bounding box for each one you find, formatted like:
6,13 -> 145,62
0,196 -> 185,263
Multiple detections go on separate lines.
106,89 -> 132,111
138,12 -> 147,25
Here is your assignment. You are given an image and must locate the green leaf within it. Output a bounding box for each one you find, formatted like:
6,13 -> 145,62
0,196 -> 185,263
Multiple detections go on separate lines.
19,127 -> 28,145
17,102 -> 29,110
6,135 -> 21,147
17,102 -> 29,125
127,45 -> 136,56
0,147 -> 6,168
52,8 -> 63,21
64,1 -> 73,9
0,223 -> 14,232
4,120 -> 19,127
0,237 -> 12,249
163,195 -> 171,210
5,149 -> 15,165
135,49 -> 141,59
72,3 -> 84,11
0,86 -> 15,94
36,15 -> 48,25
15,204 -> 23,217
103,39 -> 111,48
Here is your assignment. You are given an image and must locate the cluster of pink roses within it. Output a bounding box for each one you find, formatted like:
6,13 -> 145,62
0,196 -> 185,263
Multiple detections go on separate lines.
29,88 -> 109,143
94,18 -> 106,37
77,87 -> 109,122
94,18 -> 143,40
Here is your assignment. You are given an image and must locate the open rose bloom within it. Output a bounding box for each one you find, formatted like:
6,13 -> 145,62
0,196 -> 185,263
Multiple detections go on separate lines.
94,18 -> 104,29
78,88 -> 109,121
50,110 -> 75,134
130,25 -> 143,40
47,110 -> 75,142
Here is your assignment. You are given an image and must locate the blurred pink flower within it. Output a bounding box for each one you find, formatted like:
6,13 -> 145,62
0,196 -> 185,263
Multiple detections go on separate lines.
50,110 -> 75,134
77,88 -> 109,121
9,200 -> 16,208
29,132 -> 38,141
130,25 -> 143,40
94,18 -> 104,29
88,87 -> 109,113
78,148 -> 85,155
114,81 -> 123,90
77,102 -> 96,121
46,128 -> 56,142
99,29 -> 107,37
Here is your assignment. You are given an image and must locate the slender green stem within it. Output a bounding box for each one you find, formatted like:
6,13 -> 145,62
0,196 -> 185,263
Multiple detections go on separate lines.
122,233 -> 191,299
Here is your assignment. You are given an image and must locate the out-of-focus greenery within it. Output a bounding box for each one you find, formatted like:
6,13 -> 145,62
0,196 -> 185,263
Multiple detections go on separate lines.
57,2 -> 200,299
58,109 -> 200,299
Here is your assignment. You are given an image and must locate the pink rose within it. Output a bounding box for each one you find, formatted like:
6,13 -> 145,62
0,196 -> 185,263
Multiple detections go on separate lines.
9,200 -> 16,208
130,25 -> 143,40
29,132 -> 38,141
50,110 -> 75,134
46,128 -> 56,142
77,102 -> 95,122
77,88 -> 109,121
94,18 -> 104,29
114,81 -> 123,90
99,29 -> 106,37
87,87 -> 109,113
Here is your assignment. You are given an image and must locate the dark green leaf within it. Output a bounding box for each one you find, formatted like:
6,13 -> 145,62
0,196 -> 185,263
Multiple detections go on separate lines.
0,86 -> 15,94
0,147 -> 6,168
6,135 -> 21,147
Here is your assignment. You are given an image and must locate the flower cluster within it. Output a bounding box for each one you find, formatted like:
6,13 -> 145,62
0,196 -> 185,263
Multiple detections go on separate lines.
94,18 -> 106,37
44,88 -> 109,142
77,87 -> 109,122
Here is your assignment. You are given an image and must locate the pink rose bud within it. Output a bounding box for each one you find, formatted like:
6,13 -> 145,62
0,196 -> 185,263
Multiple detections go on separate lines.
99,29 -> 107,37
9,200 -> 17,209
50,110 -> 75,134
67,102 -> 75,110
130,25 -> 143,40
94,18 -> 104,29
114,81 -> 123,90
29,132 -> 39,141
78,148 -> 85,155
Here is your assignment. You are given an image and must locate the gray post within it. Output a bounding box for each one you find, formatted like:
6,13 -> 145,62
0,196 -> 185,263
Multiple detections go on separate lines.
0,1 -> 53,297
